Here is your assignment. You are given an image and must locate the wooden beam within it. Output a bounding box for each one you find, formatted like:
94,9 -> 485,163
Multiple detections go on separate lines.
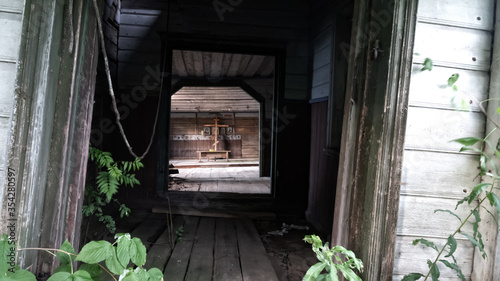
192,51 -> 204,77
243,55 -> 266,77
237,55 -> 252,76
227,54 -> 242,77
172,49 -> 188,77
210,52 -> 224,77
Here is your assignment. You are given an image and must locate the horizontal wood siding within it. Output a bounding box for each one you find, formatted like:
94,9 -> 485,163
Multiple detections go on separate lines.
0,1 -> 23,194
393,0 -> 494,279
169,113 -> 258,159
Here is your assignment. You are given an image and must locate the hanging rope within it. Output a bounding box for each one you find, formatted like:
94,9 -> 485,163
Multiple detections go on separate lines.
92,0 -> 167,160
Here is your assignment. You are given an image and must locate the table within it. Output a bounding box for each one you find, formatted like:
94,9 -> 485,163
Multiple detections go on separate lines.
197,150 -> 230,162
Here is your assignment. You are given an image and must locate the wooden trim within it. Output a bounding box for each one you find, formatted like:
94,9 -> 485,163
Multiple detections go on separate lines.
480,2 -> 500,279
331,0 -> 418,280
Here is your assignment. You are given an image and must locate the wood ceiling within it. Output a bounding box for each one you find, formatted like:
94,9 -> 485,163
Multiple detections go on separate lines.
172,50 -> 275,79
171,86 -> 260,112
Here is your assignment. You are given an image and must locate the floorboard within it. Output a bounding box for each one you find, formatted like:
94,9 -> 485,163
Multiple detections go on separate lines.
236,219 -> 279,281
163,217 -> 200,281
213,218 -> 242,281
170,165 -> 271,194
185,218 -> 216,281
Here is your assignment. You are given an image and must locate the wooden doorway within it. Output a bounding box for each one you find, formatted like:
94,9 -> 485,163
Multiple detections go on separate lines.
158,48 -> 278,196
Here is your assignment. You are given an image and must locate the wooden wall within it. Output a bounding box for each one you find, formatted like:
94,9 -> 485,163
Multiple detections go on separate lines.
393,0 -> 495,279
169,112 -> 259,159
0,0 -> 24,196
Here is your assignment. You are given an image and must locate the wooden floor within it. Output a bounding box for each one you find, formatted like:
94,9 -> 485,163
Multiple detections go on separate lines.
170,166 -> 271,194
104,213 -> 279,281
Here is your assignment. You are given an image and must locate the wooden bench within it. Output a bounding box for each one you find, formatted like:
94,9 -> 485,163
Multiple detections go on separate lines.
197,150 -> 230,162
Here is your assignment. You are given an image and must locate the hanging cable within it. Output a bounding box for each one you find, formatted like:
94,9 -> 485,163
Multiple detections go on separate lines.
92,0 -> 169,160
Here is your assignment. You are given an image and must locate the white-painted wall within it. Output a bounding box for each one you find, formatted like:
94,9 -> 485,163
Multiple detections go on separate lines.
393,0 -> 496,280
0,0 -> 25,187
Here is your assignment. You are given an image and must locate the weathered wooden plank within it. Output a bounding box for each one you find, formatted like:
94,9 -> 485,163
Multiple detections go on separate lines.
0,11 -> 23,61
0,63 -> 17,114
408,65 -> 488,111
417,0 -> 494,31
145,216 -> 184,270
401,150 -> 479,198
312,64 -> 330,88
172,50 -> 188,77
182,50 -> 196,76
164,217 -> 200,281
119,37 -> 161,52
236,219 -> 279,281
214,218 -> 242,281
243,55 -> 265,77
396,195 -> 473,237
227,54 -> 242,77
185,218 -> 216,281
119,24 -> 161,39
313,44 -> 332,71
220,53 -> 232,77
210,52 -> 224,78
130,214 -> 168,250
413,22 -> 492,71
404,107 -> 485,152
120,13 -> 161,26
0,0 -> 23,12
393,236 -> 474,279
237,55 -> 252,76
192,51 -> 204,77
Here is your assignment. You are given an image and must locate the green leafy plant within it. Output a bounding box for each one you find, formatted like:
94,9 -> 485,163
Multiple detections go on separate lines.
402,58 -> 500,280
83,146 -> 143,233
0,233 -> 163,281
401,135 -> 500,281
175,226 -> 184,243
303,235 -> 363,281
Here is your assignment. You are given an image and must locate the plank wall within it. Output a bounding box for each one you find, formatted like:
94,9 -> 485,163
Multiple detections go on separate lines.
0,0 -> 24,196
169,112 -> 258,159
393,0 -> 495,279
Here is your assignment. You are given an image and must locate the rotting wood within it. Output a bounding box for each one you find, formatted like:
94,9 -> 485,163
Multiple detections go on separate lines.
145,216 -> 184,270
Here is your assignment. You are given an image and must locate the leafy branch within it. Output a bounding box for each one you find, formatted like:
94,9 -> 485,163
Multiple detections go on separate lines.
303,235 -> 363,281
402,57 -> 500,280
84,146 -> 144,233
0,233 -> 163,281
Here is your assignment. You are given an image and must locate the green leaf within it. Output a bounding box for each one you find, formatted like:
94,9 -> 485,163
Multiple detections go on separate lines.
147,268 -> 163,281
401,273 -> 424,281
445,236 -> 457,258
1,270 -> 37,281
456,196 -> 469,210
338,266 -> 362,281
434,209 -> 462,223
53,264 -> 72,274
116,234 -> 131,267
427,260 -> 440,281
0,234 -> 13,276
78,264 -> 101,278
448,73 -> 459,87
47,272 -> 71,281
105,247 -> 125,276
302,262 -> 326,281
57,240 -> 76,265
468,183 -> 491,204
486,191 -> 500,218
129,238 -> 147,267
73,270 -> 94,281
451,137 -> 482,147
412,238 -> 438,252
421,58 -> 433,71
461,232 -> 486,258
76,241 -> 112,264
438,260 -> 466,281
